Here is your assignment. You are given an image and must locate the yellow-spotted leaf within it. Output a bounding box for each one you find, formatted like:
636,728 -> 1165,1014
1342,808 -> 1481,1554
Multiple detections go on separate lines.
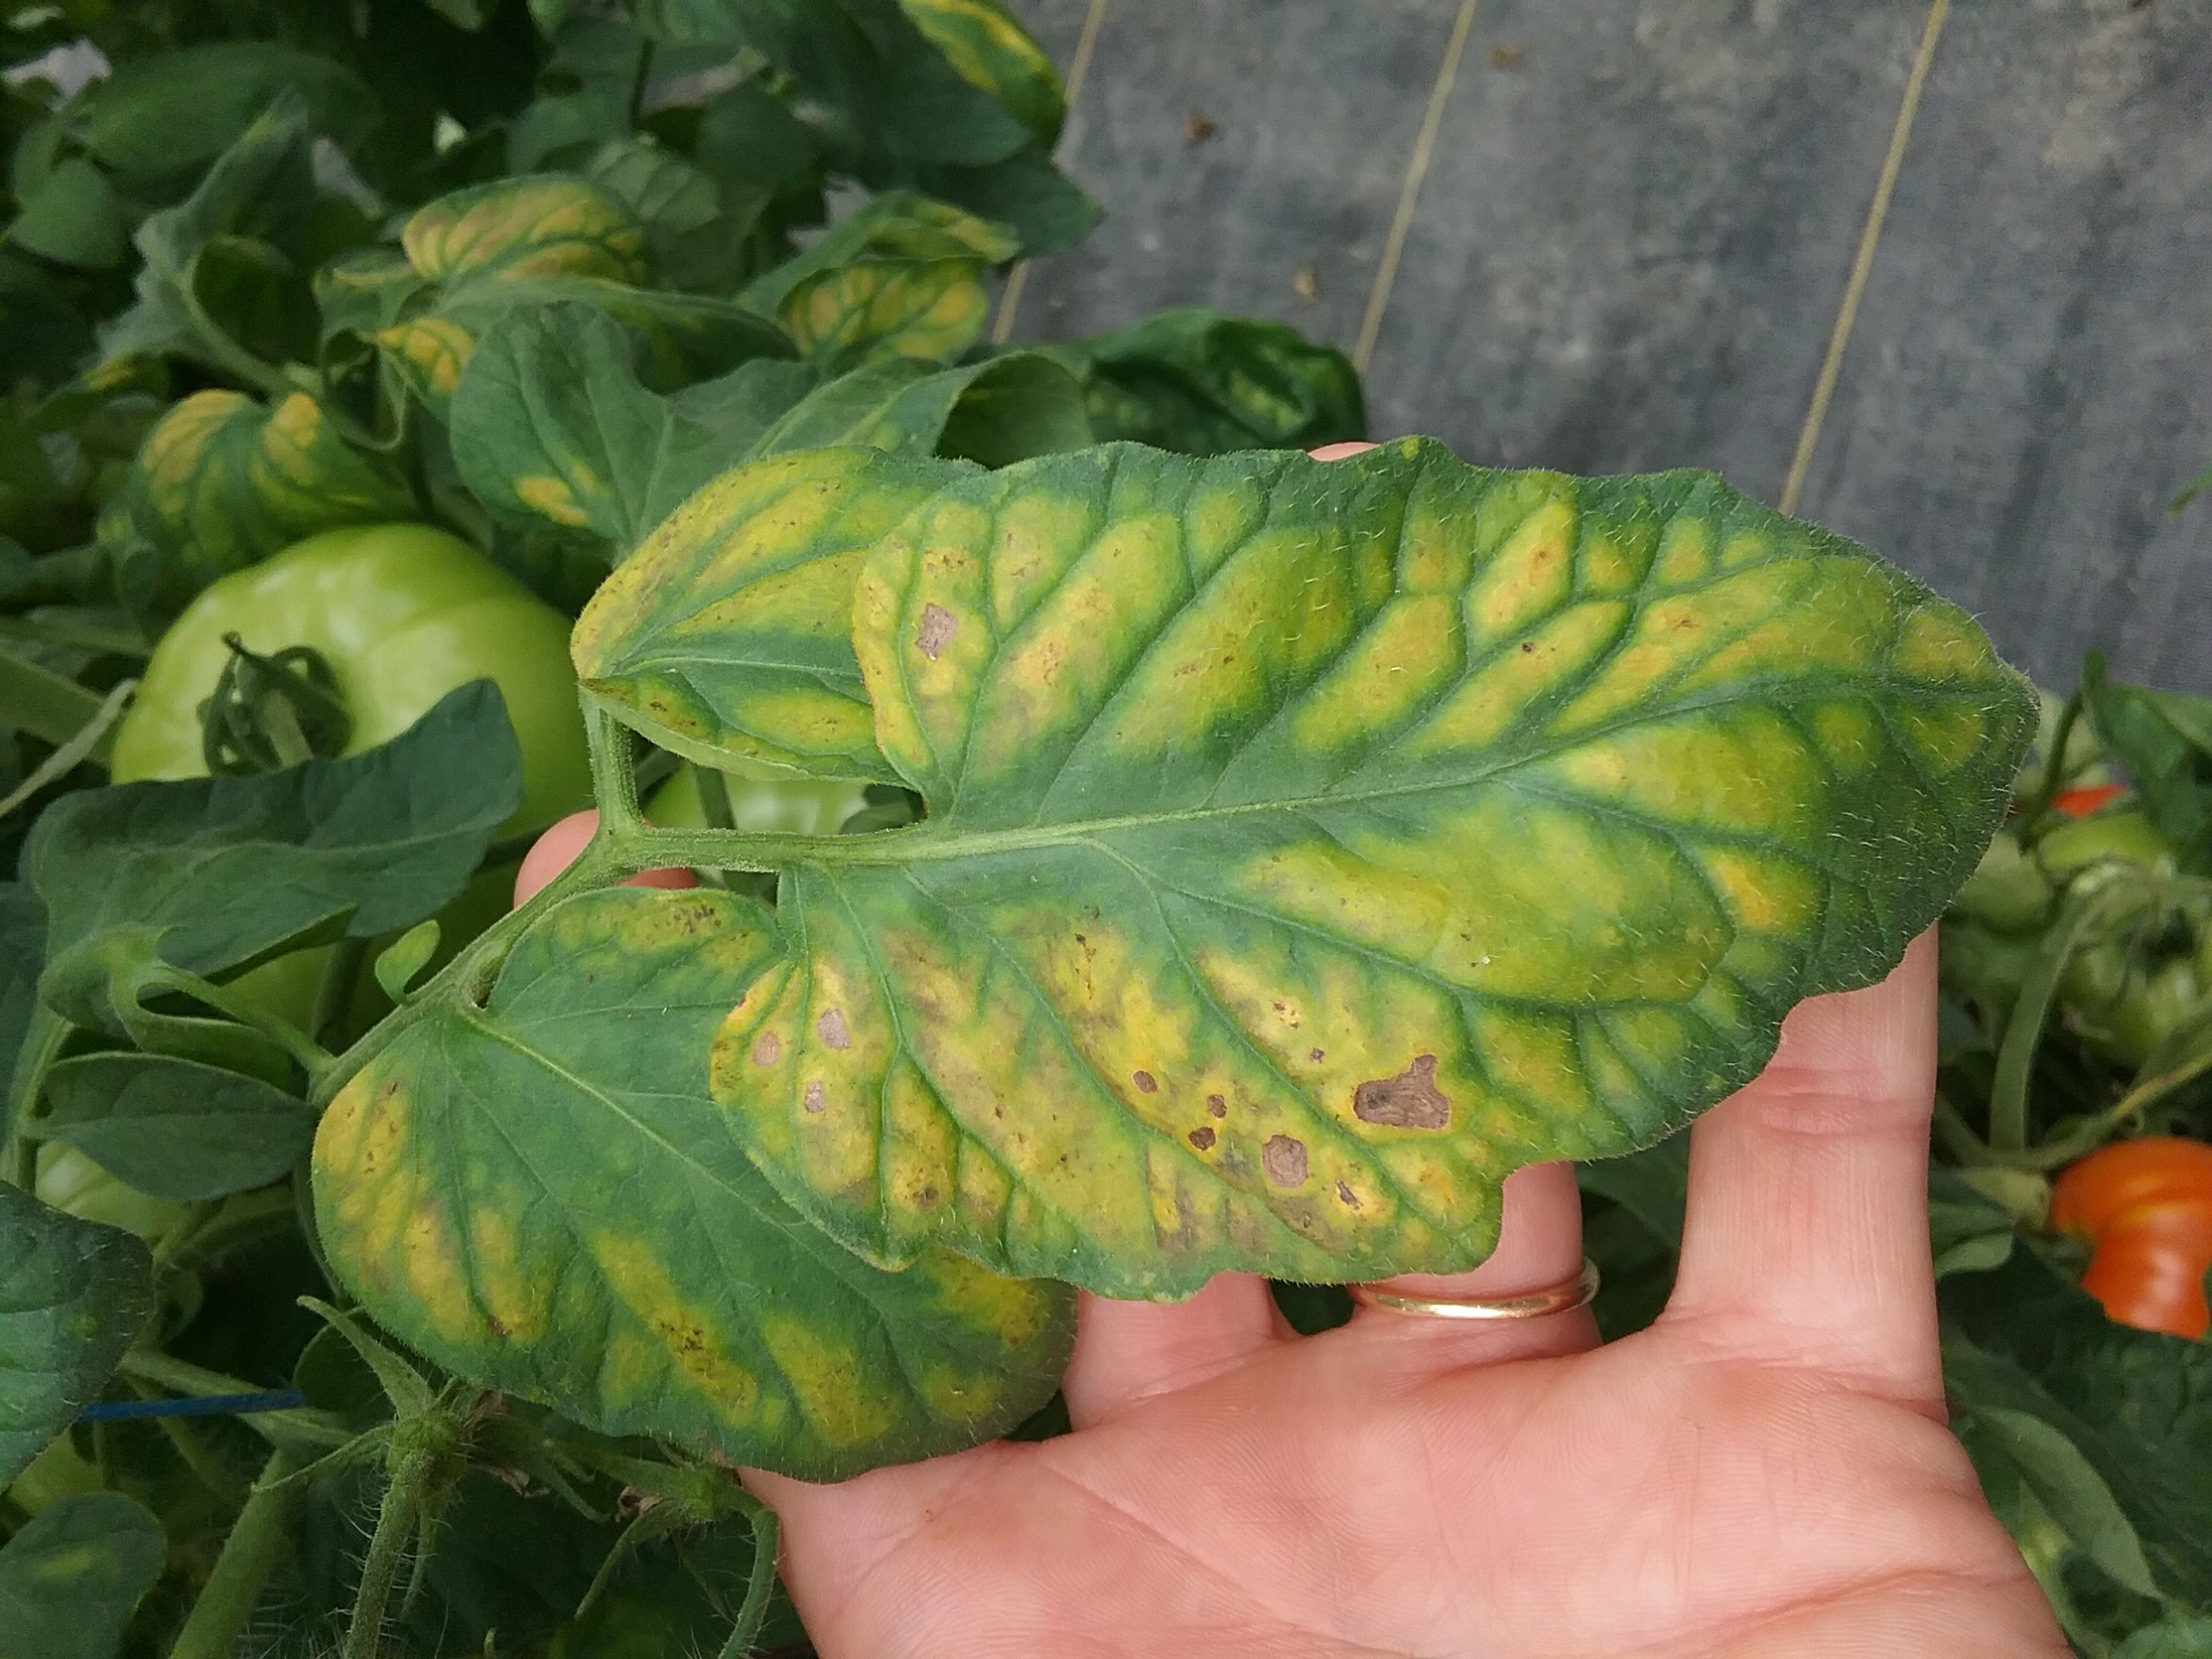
398,174 -> 647,286
127,389 -> 411,585
900,0 -> 1065,145
742,191 -> 1017,366
708,438 -> 2039,1297
313,885 -> 1072,1479
571,447 -> 970,781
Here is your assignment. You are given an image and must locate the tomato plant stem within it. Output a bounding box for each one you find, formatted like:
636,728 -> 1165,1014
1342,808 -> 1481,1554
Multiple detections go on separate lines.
167,1448 -> 301,1659
342,1443 -> 436,1659
718,1501 -> 782,1659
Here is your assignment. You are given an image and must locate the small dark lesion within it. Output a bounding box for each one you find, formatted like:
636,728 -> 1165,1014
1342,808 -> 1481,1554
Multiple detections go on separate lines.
1206,1093 -> 1227,1119
1133,1069 -> 1158,1094
1352,1054 -> 1451,1130
1261,1134 -> 1308,1188
751,1031 -> 781,1066
1187,1127 -> 1216,1151
916,603 -> 958,659
802,1079 -> 827,1114
816,1008 -> 851,1050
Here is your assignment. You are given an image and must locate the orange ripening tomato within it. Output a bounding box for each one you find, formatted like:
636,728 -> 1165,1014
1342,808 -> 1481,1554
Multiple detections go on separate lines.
2050,1136 -> 2212,1339
2050,781 -> 2128,818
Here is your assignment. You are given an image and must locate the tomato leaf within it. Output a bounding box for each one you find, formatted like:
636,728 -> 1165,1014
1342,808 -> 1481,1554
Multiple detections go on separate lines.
27,682 -> 520,1046
450,302 -> 813,547
898,0 -> 1065,147
2081,651 -> 2212,869
9,158 -> 129,271
0,1184 -> 156,1486
697,439 -> 2034,1295
1943,1244 -> 2212,1607
1064,307 -> 1367,456
751,349 -> 1091,466
571,447 -> 969,781
0,1492 -> 165,1659
118,389 -> 411,587
313,885 -> 1074,1479
31,1053 -> 313,1201
2113,1613 -> 2212,1658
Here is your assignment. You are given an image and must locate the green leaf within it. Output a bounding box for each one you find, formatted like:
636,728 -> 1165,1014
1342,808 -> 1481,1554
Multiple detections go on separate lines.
740,191 -> 1015,365
0,1492 -> 165,1659
374,919 -> 441,1003
695,438 -> 2034,1295
1065,307 -> 1367,455
32,1053 -> 313,1201
1971,1405 -> 2159,1597
98,90 -> 320,376
752,349 -> 1091,466
75,42 -> 376,201
313,885 -> 1074,1479
581,136 -> 766,295
2115,1614 -> 2212,1658
119,388 -> 411,587
26,682 -> 520,1046
2082,650 -> 2212,866
8,157 -> 128,270
0,884 -> 46,1089
1927,1164 -> 2018,1279
898,0 -> 1065,146
570,447 -> 968,781
1943,1244 -> 2212,1606
0,1183 -> 155,1486
449,303 -> 813,548
0,641 -> 103,748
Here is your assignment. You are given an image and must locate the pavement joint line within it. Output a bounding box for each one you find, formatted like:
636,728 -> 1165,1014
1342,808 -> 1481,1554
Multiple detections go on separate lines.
1779,0 -> 1953,517
991,0 -> 1115,346
1352,0 -> 1482,375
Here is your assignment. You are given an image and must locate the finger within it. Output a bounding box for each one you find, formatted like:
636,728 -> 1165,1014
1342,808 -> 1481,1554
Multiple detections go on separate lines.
1666,929 -> 1942,1401
1348,1159 -> 1595,1367
1310,440 -> 1377,461
1060,1273 -> 1285,1428
512,808 -> 696,906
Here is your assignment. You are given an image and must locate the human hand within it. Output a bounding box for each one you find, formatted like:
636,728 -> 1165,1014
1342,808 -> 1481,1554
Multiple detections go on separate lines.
743,932 -> 2066,1657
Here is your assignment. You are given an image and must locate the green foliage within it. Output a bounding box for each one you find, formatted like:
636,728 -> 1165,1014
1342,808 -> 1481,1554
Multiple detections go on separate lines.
0,1184 -> 155,1486
0,1491 -> 164,1659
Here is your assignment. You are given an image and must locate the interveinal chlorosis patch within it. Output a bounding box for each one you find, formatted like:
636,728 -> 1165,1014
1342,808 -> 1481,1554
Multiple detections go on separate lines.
571,447 -> 970,780
312,886 -> 1073,1479
702,438 -> 2037,1297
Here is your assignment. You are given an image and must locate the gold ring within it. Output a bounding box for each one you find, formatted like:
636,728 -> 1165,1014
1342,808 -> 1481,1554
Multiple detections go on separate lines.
1348,1257 -> 1601,1321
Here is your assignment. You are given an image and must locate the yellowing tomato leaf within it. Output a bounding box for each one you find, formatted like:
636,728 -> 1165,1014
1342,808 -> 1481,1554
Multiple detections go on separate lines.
0,1492 -> 165,1659
899,0 -> 1065,147
313,886 -> 1073,1479
399,174 -> 647,287
123,389 -> 411,586
571,447 -> 970,781
704,438 -> 2037,1297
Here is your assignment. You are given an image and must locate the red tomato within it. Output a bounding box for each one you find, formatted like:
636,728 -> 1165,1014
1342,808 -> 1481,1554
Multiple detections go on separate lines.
2050,781 -> 2127,818
2051,1136 -> 2212,1339
514,810 -> 696,908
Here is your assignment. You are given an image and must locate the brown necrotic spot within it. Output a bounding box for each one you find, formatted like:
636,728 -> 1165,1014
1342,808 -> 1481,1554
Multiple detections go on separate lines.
1206,1093 -> 1227,1119
1188,1126 -> 1216,1151
803,1079 -> 827,1114
751,1031 -> 781,1066
1309,1048 -> 1325,1062
1352,1053 -> 1452,1130
1262,1134 -> 1308,1188
816,1008 -> 850,1050
1133,1069 -> 1158,1093
1336,1180 -> 1358,1206
916,603 -> 957,659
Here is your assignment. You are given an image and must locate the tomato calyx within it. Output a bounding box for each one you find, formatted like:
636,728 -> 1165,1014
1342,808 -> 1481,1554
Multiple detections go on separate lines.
199,631 -> 353,775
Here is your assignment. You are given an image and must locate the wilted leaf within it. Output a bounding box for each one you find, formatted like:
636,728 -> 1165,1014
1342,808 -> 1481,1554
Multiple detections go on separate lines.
450,303 -> 813,547
33,1053 -> 313,1201
697,439 -> 2034,1295
27,683 -> 519,1048
1065,307 -> 1366,456
399,174 -> 647,287
313,886 -> 1074,1479
751,349 -> 1091,466
741,191 -> 1016,364
121,389 -> 411,586
899,0 -> 1065,146
0,1492 -> 165,1659
572,447 -> 967,781
0,1184 -> 155,1486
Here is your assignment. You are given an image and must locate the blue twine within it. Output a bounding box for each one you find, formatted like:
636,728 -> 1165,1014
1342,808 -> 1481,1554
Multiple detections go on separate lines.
77,1389 -> 306,1423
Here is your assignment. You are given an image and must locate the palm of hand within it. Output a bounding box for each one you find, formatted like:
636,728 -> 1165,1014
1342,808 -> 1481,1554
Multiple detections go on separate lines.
754,939 -> 2067,1657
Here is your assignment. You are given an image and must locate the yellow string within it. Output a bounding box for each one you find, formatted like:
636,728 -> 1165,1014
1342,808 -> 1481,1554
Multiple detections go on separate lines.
1352,0 -> 1481,374
989,0 -> 1115,345
1778,0 -> 1951,515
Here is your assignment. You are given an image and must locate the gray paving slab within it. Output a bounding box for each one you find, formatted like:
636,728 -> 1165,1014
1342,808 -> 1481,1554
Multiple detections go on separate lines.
1796,0 -> 2212,694
1003,0 -> 1459,355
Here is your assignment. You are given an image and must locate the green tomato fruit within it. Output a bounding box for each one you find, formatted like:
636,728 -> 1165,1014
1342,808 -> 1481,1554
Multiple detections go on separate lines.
1952,834 -> 2056,934
34,1144 -> 194,1243
2094,957 -> 2205,1066
2061,939 -> 2130,1012
646,763 -> 872,836
111,524 -> 591,834
2036,809 -> 2180,887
